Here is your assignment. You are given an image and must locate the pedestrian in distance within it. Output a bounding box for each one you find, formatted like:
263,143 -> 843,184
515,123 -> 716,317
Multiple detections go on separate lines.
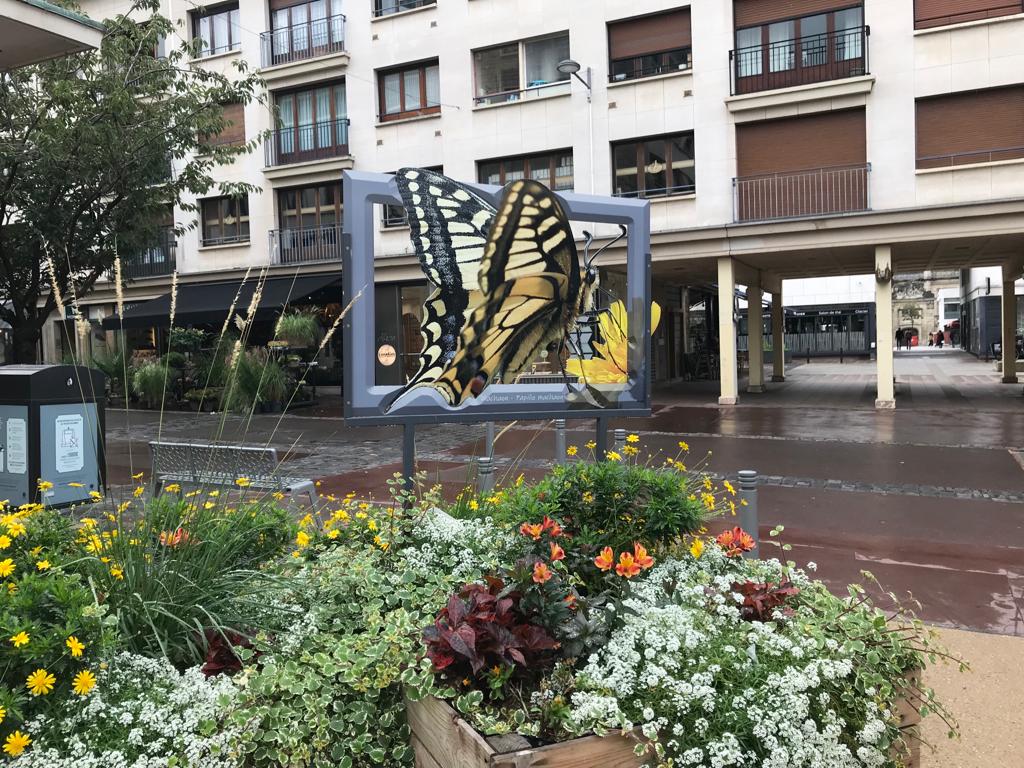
896,328 -> 903,350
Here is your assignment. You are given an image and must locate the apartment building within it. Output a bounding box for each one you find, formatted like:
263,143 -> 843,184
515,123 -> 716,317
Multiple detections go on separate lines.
0,0 -> 104,70
59,0 -> 1024,406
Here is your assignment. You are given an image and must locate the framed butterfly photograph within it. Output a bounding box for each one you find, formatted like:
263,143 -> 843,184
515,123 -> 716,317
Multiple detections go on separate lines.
341,169 -> 652,426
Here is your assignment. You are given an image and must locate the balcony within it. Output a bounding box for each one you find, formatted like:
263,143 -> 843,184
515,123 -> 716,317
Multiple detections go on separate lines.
269,225 -> 343,265
473,80 -> 570,107
373,0 -> 435,18
260,14 -> 345,68
265,118 -> 350,168
122,229 -> 176,279
733,163 -> 871,222
730,26 -> 869,96
609,47 -> 692,83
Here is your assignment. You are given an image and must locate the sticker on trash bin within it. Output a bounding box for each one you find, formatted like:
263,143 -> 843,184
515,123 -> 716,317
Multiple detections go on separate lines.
55,414 -> 85,473
6,418 -> 26,474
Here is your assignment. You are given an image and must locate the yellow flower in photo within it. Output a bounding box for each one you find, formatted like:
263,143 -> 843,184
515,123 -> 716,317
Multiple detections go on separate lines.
35,560 -> 51,571
72,669 -> 97,696
585,440 -> 597,450
132,471 -> 144,481
678,441 -> 690,451
80,518 -> 97,529
117,501 -> 131,513
566,445 -> 578,457
0,535 -> 9,549
565,300 -> 662,384
622,445 -> 639,456
235,477 -> 251,487
626,433 -> 640,443
272,491 -> 285,501
26,668 -> 56,696
689,538 -> 704,559
5,520 -> 25,538
208,490 -> 220,498
468,500 -> 479,511
605,450 -> 622,462
0,704 -> 5,723
367,519 -> 378,532
89,490 -> 102,501
3,730 -> 30,757
110,565 -> 124,580
723,480 -> 736,497
326,529 -> 340,540
37,479 -> 53,492
296,530 -> 310,548
164,483 -> 181,493
133,486 -> 145,498
582,491 -> 595,504
10,631 -> 29,648
68,482 -> 84,488
0,558 -> 14,578
355,511 -> 368,520
204,501 -> 216,510
185,490 -> 200,498
66,636 -> 85,658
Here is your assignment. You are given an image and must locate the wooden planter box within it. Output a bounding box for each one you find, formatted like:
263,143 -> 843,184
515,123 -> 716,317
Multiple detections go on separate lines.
406,695 -> 644,768
408,675 -> 923,768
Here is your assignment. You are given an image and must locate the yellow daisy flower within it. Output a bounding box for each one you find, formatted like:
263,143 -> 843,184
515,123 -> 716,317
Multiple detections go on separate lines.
66,636 -> 85,658
3,730 -> 30,757
0,558 -> 14,578
72,669 -> 97,696
26,668 -> 56,696
10,631 -> 29,648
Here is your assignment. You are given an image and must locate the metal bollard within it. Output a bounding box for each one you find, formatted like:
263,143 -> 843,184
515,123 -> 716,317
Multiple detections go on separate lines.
613,428 -> 626,452
737,470 -> 760,559
554,419 -> 567,465
477,456 -> 495,494
485,421 -> 496,460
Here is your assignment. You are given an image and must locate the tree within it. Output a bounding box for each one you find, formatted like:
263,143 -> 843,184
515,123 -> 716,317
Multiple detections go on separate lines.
0,1 -> 265,362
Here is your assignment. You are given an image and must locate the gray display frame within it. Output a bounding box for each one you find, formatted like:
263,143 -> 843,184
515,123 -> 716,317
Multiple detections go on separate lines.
342,170 -> 653,432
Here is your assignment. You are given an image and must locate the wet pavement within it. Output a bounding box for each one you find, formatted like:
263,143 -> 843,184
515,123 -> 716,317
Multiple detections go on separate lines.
102,350 -> 1024,636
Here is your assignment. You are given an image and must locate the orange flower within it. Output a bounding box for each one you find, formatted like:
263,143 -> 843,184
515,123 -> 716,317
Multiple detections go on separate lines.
549,542 -> 566,562
633,542 -> 655,570
541,516 -> 563,537
564,593 -> 578,609
594,546 -> 615,571
615,551 -> 642,579
158,528 -> 190,547
716,526 -> 756,557
532,561 -> 553,584
519,522 -> 544,540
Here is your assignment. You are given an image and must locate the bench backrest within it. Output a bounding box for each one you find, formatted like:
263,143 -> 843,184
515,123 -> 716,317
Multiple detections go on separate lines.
149,441 -> 281,483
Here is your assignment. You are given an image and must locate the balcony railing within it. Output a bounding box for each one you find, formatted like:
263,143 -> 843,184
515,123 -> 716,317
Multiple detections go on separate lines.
373,0 -> 435,18
609,47 -> 692,83
269,225 -> 343,265
917,145 -> 1024,169
473,79 -> 570,106
122,229 -> 176,279
265,118 -> 350,167
730,26 -> 869,96
260,13 -> 345,68
733,163 -> 871,222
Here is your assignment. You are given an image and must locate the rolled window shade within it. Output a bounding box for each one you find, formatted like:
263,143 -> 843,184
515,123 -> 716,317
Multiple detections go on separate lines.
736,109 -> 866,177
733,0 -> 854,28
914,0 -> 1022,29
916,86 -> 1024,168
609,8 -> 691,60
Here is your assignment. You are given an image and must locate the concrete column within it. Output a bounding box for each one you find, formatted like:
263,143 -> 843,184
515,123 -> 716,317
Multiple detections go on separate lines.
875,246 -> 896,409
717,257 -> 739,405
747,277 -> 765,393
771,291 -> 785,382
1002,263 -> 1018,384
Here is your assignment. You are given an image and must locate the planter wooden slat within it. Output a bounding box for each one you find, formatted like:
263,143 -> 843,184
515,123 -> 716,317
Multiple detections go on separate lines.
407,695 -> 645,768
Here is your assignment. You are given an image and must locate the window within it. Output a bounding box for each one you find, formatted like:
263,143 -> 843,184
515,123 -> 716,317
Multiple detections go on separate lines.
382,166 -> 442,228
199,102 -> 245,148
267,0 -> 344,64
378,60 -> 440,121
279,184 -> 342,230
612,133 -> 695,198
915,86 -> 1024,168
768,20 -> 795,73
735,26 -> 762,78
191,2 -> 240,57
944,302 -> 960,320
608,9 -> 692,82
801,14 -> 828,67
914,0 -> 1023,30
201,195 -> 249,246
272,81 -> 348,163
834,7 -> 863,60
478,150 -> 574,190
373,0 -> 435,18
473,33 -> 569,105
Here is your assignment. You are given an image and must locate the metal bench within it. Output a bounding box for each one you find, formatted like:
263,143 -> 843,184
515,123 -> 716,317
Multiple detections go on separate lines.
148,441 -> 318,506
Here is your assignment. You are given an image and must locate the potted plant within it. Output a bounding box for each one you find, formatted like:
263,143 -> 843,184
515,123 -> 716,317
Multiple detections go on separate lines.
274,311 -> 321,349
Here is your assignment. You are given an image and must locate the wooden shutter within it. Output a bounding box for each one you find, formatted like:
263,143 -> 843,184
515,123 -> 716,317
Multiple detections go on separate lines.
733,0 -> 852,27
218,102 -> 246,146
916,87 -> 1024,168
608,8 -> 692,59
736,109 -> 866,176
914,0 -> 1022,30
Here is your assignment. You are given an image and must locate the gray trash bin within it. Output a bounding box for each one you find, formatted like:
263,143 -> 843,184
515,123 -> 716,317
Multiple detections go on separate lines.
0,365 -> 106,508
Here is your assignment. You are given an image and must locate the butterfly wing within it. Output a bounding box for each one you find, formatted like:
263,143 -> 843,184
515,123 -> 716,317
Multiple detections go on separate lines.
428,180 -> 582,406
383,169 -> 495,409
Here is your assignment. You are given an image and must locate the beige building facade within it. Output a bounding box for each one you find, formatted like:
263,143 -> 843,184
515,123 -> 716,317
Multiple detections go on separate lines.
55,0 -> 1024,407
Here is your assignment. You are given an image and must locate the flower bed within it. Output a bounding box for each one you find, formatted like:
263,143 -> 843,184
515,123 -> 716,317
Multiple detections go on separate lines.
0,446 -> 961,767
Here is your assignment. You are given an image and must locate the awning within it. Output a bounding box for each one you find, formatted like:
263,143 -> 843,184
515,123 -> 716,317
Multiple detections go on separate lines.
102,273 -> 341,330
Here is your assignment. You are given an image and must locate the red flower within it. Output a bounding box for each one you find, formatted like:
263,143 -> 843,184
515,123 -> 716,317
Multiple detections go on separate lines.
633,542 -> 655,570
532,561 -> 553,584
716,526 -> 756,557
549,542 -> 566,562
541,516 -> 563,537
519,522 -> 544,540
615,551 -> 642,579
594,546 -> 615,571
159,528 -> 191,547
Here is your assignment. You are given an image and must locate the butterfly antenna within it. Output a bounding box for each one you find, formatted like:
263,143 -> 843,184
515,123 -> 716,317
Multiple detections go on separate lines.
588,225 -> 628,269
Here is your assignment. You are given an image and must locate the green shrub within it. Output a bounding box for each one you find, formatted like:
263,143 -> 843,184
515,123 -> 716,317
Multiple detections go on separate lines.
224,349 -> 289,411
193,338 -> 234,389
274,312 -> 321,349
90,345 -> 128,396
0,506 -> 116,738
131,360 -> 176,408
259,358 -> 288,404
168,327 -> 208,354
163,350 -> 187,371
78,494 -> 297,667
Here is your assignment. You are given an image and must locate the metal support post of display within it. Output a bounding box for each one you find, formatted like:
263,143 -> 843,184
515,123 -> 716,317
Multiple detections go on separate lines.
477,456 -> 495,494
737,470 -> 760,559
485,421 -> 496,460
595,417 -> 608,459
554,419 -> 567,465
402,422 -> 416,496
